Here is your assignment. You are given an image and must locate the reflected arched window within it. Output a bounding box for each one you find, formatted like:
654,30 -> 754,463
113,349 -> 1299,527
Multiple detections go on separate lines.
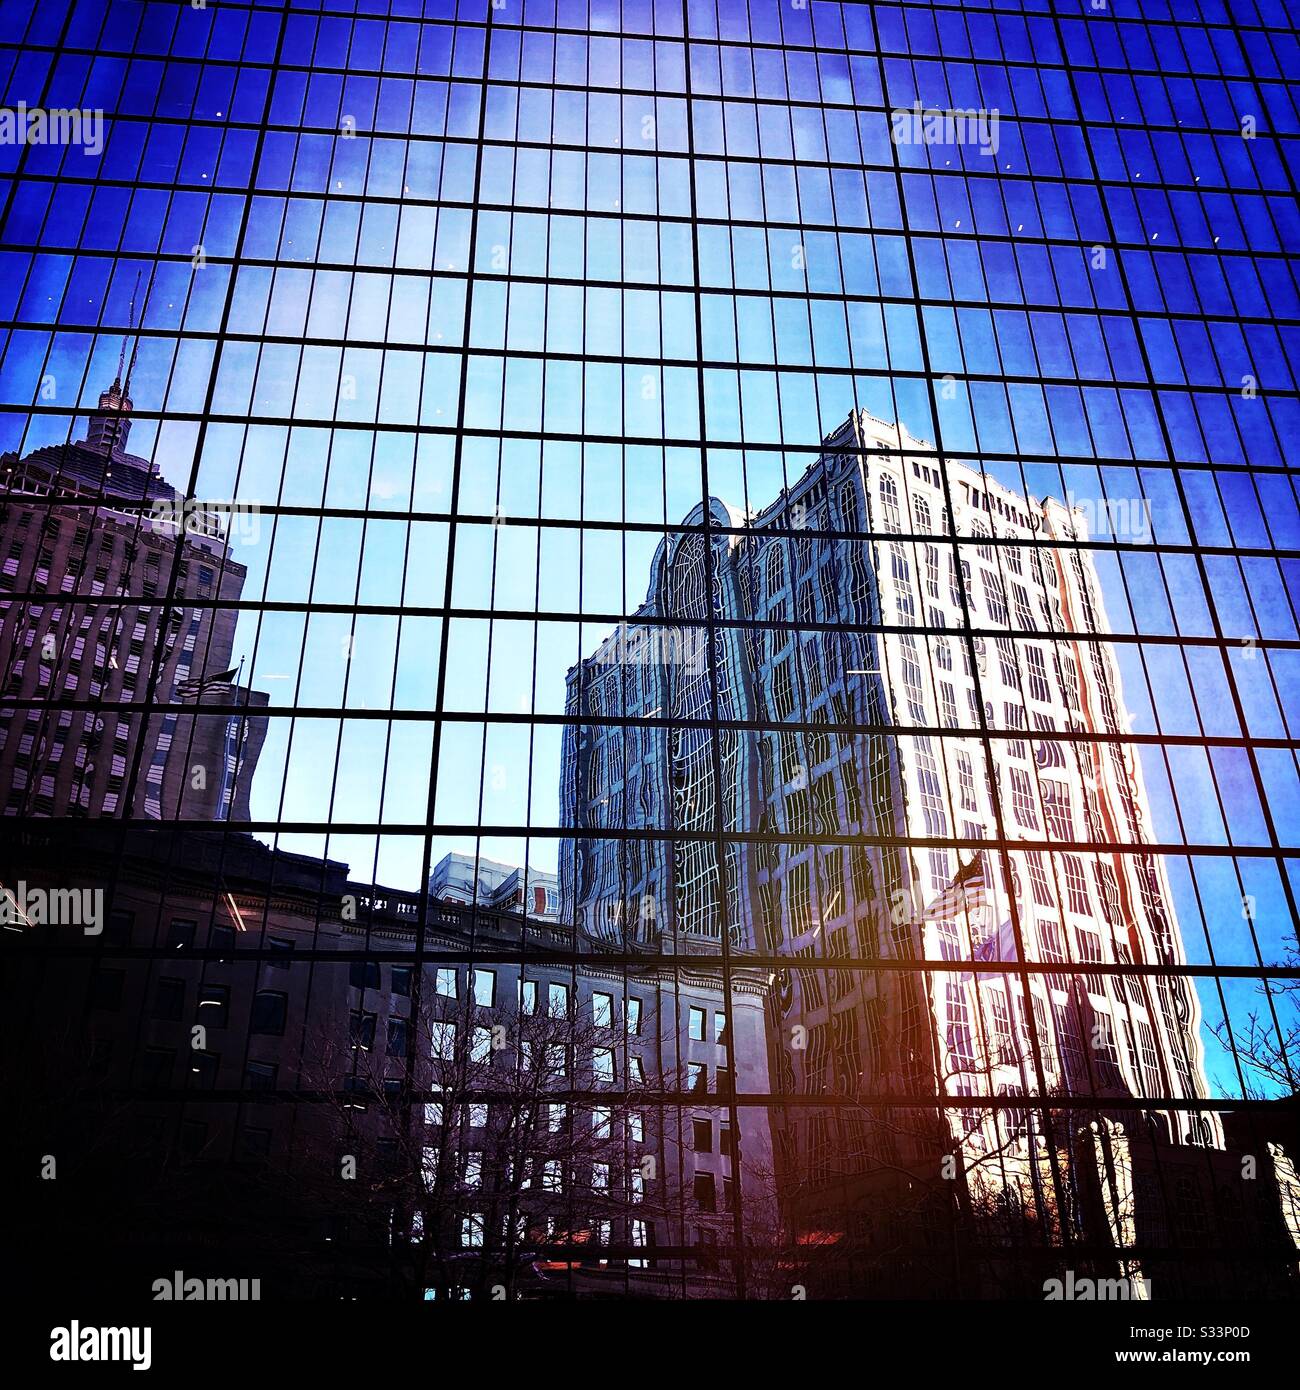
879,473 -> 901,531
766,542 -> 785,597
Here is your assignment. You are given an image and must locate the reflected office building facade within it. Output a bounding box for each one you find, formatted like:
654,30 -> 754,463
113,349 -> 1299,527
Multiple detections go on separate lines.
563,409 -> 1300,1294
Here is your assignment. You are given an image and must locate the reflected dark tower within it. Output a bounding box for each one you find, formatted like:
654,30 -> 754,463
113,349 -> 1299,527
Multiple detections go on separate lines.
0,348 -> 266,822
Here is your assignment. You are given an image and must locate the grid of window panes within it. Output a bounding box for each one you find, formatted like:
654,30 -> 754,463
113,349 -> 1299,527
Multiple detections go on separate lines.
1,0 -> 1299,1299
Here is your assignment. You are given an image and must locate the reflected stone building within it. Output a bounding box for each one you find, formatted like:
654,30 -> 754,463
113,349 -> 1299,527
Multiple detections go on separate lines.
430,851 -> 561,923
3,824 -> 775,1298
0,369 -> 266,821
561,409 -> 1300,1294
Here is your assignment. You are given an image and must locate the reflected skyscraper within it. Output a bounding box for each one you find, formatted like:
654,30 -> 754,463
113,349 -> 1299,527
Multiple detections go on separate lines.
562,410 -> 1297,1293
0,367 -> 266,821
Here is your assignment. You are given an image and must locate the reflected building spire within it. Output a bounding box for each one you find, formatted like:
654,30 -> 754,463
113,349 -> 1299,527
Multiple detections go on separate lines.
85,270 -> 150,460
84,372 -> 134,459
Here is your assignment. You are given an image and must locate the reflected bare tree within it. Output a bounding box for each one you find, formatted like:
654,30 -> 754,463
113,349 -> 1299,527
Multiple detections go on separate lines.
293,986 -> 672,1298
1211,948 -> 1300,1099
